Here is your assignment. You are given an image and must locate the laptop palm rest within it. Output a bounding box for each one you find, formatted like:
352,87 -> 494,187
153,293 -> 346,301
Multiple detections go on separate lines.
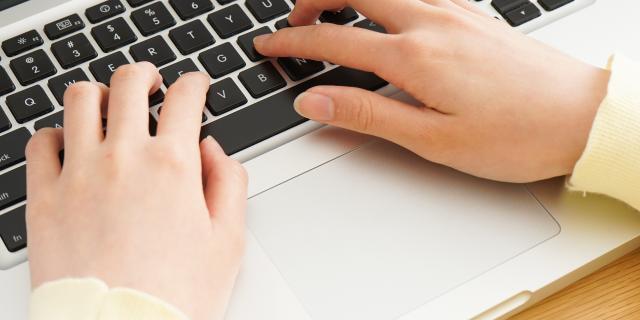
246,141 -> 560,320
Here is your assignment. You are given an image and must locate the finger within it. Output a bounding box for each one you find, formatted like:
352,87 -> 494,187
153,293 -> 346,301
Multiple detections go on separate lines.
106,62 -> 162,141
289,0 -> 427,32
156,72 -> 210,141
255,24 -> 393,76
429,0 -> 489,17
25,128 -> 64,196
200,137 -> 247,226
293,86 -> 443,147
62,82 -> 108,158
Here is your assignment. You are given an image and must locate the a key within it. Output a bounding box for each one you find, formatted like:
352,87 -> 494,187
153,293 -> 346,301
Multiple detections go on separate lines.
44,14 -> 85,40
206,78 -> 247,116
159,58 -> 200,87
320,7 -> 358,24
354,19 -> 386,33
51,33 -> 98,69
198,42 -> 245,78
0,66 -> 16,96
2,30 -> 43,57
246,0 -> 290,23
10,50 -> 57,86
169,0 -> 214,20
0,128 -> 30,170
278,57 -> 325,81
538,0 -> 573,11
6,86 -> 54,123
91,17 -> 138,52
34,110 -> 64,130
201,67 -> 387,155
130,36 -> 176,67
274,18 -> 290,30
0,166 -> 26,210
491,0 -> 529,16
0,109 -> 10,133
89,51 -> 129,85
131,2 -> 177,36
127,0 -> 153,7
207,4 -> 253,39
504,2 -> 541,26
47,68 -> 90,105
237,26 -> 272,62
0,206 -> 27,253
238,62 -> 286,98
169,19 -> 215,55
85,0 -> 126,23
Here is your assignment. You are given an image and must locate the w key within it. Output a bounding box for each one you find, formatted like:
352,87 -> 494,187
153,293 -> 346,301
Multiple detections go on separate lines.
9,50 -> 57,86
48,68 -> 90,105
51,33 -> 98,69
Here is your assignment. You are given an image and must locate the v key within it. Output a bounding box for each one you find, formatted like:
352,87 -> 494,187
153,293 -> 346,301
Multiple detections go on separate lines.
207,78 -> 247,116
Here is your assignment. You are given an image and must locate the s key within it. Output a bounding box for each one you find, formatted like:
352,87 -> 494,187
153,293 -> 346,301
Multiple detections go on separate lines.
9,50 -> 57,86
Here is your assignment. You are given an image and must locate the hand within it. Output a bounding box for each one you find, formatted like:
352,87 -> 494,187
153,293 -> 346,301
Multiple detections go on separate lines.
255,0 -> 611,182
25,62 -> 247,320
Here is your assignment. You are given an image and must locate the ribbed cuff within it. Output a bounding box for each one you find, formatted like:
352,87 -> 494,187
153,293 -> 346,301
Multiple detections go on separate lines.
568,54 -> 640,211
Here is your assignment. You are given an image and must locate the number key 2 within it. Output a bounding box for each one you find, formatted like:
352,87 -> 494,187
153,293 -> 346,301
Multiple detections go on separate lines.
9,50 -> 57,86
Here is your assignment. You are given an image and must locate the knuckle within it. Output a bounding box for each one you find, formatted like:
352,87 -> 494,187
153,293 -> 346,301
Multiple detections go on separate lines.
153,142 -> 192,172
345,95 -> 377,133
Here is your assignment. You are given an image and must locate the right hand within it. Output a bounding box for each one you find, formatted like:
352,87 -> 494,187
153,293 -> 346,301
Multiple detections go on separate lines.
255,0 -> 611,183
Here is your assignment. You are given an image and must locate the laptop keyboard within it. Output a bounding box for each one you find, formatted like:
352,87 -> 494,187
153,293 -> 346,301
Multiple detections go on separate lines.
0,0 -> 591,266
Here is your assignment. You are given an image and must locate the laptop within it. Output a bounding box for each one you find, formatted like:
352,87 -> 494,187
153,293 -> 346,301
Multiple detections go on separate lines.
1,0 -> 639,319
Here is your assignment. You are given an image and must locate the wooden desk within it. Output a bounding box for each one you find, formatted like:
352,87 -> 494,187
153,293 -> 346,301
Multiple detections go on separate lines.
510,248 -> 640,319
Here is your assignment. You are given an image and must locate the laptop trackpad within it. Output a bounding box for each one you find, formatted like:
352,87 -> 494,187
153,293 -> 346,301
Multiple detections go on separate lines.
247,141 -> 560,320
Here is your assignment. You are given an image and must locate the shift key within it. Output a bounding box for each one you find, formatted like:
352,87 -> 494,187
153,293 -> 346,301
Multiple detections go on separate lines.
0,128 -> 31,170
0,166 -> 27,210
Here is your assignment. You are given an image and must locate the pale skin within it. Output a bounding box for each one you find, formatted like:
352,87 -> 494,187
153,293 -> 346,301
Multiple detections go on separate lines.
26,1 -> 610,320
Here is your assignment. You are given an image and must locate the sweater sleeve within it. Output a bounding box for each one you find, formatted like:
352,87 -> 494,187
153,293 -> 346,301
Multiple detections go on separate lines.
568,54 -> 640,210
29,278 -> 190,320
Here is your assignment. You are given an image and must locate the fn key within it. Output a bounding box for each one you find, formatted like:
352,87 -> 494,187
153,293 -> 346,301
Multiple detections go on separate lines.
0,206 -> 27,252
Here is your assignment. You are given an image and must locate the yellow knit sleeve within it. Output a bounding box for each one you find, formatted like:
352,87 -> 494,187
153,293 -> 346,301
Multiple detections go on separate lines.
29,278 -> 189,320
568,54 -> 640,210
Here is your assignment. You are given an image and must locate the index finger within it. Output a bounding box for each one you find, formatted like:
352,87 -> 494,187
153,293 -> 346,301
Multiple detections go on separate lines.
289,0 -> 427,32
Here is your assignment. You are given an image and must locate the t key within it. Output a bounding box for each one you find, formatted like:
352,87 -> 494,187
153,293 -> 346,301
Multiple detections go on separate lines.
51,33 -> 98,69
169,19 -> 215,55
9,49 -> 57,86
6,85 -> 54,123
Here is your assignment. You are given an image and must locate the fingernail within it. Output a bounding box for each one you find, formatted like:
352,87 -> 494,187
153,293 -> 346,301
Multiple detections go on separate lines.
253,34 -> 271,47
293,92 -> 335,121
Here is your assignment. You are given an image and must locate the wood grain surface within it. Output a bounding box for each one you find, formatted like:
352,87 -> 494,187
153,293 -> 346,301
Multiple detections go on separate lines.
510,248 -> 640,320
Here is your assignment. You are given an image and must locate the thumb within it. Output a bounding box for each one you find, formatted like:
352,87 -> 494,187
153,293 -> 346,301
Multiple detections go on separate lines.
294,86 -> 436,145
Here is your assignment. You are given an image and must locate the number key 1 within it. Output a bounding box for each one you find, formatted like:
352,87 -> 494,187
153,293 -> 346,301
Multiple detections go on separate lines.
9,50 -> 57,86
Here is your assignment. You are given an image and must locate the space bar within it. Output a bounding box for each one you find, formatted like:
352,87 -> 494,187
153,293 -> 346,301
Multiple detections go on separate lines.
200,67 -> 388,155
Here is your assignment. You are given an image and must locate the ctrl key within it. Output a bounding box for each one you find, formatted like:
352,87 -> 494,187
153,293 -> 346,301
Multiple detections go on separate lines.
0,206 -> 27,252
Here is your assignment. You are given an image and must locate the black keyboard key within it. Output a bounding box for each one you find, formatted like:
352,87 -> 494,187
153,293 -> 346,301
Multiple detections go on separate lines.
130,36 -> 176,67
199,42 -> 245,78
47,68 -> 90,105
0,67 -> 16,96
6,86 -> 54,123
169,19 -> 215,55
85,0 -> 126,23
217,0 -> 235,4
504,2 -> 541,26
0,205 -> 27,252
89,51 -> 129,85
10,50 -> 57,86
274,18 -> 290,30
0,0 -> 28,11
44,14 -> 85,40
278,57 -> 324,81
246,0 -> 290,23
158,106 -> 206,123
0,166 -> 26,210
206,78 -> 247,116
169,0 -> 214,20
320,7 -> 358,24
127,0 -> 153,6
354,19 -> 386,33
201,67 -> 387,154
237,26 -> 272,62
538,0 -> 573,11
0,110 -> 10,133
2,30 -> 44,57
149,90 -> 165,106
51,33 -> 98,69
34,110 -> 64,130
491,0 -> 529,16
159,58 -> 200,87
131,2 -> 177,36
238,62 -> 285,98
0,128 -> 30,170
207,4 -> 253,39
91,17 -> 138,52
